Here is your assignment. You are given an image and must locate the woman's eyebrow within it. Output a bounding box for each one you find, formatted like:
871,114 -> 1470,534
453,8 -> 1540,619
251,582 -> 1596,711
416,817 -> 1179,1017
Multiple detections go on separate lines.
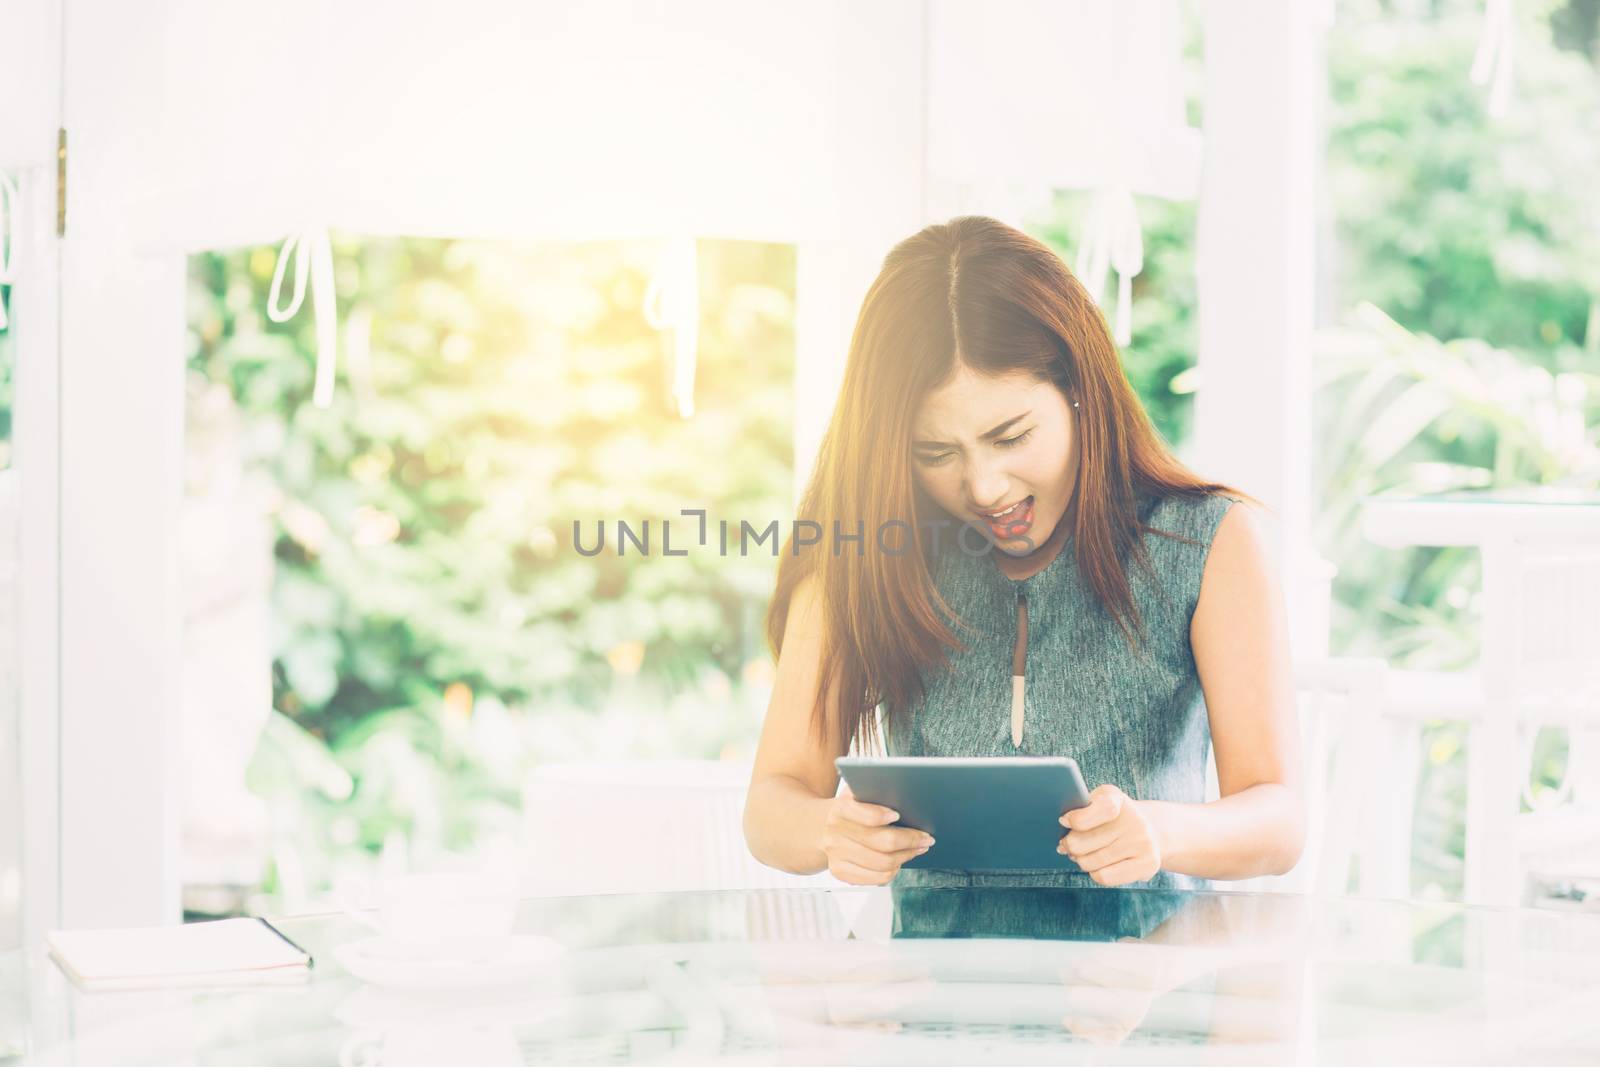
913,411 -> 1031,450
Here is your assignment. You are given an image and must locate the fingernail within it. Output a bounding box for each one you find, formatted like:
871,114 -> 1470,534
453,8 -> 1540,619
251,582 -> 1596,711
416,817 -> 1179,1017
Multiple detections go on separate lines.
922,836 -> 935,847
885,810 -> 900,822
916,846 -> 929,855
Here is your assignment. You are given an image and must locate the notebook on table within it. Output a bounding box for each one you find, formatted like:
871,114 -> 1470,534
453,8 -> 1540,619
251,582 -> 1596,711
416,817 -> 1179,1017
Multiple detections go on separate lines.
47,917 -> 313,992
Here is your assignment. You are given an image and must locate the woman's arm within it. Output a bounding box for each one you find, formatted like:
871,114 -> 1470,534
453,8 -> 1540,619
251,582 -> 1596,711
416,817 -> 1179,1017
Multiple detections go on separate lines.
1154,501 -> 1305,879
744,576 -> 931,879
1061,502 -> 1306,883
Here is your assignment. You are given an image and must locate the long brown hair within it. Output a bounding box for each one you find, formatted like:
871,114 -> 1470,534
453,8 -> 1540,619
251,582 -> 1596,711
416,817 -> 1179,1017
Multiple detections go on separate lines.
767,216 -> 1235,749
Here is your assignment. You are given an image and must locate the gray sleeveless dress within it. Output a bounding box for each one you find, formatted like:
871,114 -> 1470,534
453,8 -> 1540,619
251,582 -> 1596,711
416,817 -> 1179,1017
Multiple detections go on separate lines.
886,490 -> 1239,893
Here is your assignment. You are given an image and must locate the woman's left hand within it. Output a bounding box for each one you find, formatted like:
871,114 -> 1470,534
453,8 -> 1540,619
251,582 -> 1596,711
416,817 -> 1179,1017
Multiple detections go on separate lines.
1058,784 -> 1163,886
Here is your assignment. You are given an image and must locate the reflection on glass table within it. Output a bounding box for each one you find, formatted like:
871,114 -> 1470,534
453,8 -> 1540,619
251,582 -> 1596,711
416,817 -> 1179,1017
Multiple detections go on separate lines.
14,886 -> 1600,1064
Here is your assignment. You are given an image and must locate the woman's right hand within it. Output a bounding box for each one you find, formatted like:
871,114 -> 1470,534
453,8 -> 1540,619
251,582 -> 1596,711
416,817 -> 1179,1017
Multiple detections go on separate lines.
820,784 -> 935,885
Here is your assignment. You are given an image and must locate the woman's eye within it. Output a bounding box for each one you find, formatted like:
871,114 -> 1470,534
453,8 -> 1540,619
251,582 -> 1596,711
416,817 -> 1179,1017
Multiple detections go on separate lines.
917,451 -> 954,467
997,430 -> 1032,449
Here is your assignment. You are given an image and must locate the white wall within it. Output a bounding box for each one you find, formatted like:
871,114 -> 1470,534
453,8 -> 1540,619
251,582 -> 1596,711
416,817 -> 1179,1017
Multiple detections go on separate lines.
3,0 -> 66,956
1194,0 -> 1326,655
794,1 -> 930,503
58,0 -> 186,928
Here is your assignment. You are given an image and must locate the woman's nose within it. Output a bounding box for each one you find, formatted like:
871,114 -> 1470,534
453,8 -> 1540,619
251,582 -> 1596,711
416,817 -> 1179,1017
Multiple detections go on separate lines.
966,460 -> 1011,511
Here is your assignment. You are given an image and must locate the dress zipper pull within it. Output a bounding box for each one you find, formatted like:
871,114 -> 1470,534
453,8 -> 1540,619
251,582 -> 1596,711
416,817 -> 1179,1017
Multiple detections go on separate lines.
1011,589 -> 1027,749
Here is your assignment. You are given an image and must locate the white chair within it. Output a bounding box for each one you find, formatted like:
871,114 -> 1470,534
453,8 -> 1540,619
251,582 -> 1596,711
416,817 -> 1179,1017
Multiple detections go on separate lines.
1211,657 -> 1402,897
525,662 -> 1408,903
1364,493 -> 1600,905
520,759 -> 842,897
1503,545 -> 1600,904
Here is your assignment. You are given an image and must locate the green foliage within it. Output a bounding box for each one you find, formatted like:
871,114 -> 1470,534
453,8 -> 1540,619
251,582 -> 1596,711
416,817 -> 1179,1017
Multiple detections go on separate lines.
1318,0 -> 1600,902
0,280 -> 13,464
1317,304 -> 1600,667
1328,0 -> 1600,356
1030,193 -> 1199,450
189,237 -> 795,901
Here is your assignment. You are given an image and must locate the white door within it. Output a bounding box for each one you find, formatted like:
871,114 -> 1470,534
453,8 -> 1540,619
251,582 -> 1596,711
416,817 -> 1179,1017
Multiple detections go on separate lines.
0,0 -> 65,1015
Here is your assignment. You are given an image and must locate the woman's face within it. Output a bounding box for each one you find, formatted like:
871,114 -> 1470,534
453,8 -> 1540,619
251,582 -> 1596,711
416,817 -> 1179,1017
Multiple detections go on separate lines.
910,365 -> 1079,557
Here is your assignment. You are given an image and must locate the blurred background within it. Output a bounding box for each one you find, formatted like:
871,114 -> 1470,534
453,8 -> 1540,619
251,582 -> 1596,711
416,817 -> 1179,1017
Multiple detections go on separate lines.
2,0 -> 1599,1002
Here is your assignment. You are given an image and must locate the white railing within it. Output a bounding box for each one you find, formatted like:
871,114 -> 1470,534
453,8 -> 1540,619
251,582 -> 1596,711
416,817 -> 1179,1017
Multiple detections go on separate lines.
1364,494 -> 1600,906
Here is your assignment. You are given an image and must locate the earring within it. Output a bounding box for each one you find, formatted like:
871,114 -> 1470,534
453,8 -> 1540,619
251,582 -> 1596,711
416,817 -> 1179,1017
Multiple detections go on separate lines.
1072,401 -> 1080,409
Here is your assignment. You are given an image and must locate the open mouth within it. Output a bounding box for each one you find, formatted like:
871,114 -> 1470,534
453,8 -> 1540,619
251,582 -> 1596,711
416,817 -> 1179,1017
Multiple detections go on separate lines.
978,495 -> 1034,538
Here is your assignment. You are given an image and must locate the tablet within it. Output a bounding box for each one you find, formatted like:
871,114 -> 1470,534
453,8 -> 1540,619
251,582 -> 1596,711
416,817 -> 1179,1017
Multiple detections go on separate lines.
835,756 -> 1092,873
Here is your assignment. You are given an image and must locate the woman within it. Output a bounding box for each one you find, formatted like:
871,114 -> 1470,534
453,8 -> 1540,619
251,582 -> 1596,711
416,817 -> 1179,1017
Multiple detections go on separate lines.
743,216 -> 1304,891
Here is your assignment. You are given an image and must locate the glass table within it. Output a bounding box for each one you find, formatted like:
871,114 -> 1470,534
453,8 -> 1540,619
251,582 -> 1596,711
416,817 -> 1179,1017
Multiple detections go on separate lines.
11,885 -> 1600,1064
